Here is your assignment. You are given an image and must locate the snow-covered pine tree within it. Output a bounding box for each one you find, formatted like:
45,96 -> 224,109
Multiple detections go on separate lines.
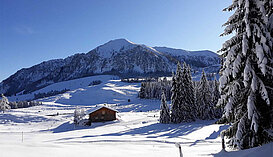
0,94 -> 10,113
171,63 -> 183,123
160,92 -> 170,123
180,63 -> 196,121
139,82 -> 146,98
187,64 -> 197,118
193,78 -> 198,116
265,0 -> 273,107
265,0 -> 273,36
212,76 -> 222,118
147,82 -> 152,99
171,62 -> 196,123
162,77 -> 172,101
218,0 -> 273,149
196,70 -> 215,120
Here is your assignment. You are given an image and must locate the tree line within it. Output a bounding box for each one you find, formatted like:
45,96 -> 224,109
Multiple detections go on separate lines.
0,94 -> 41,112
158,62 -> 222,124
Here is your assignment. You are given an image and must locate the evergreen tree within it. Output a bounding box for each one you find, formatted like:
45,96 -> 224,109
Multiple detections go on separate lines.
180,63 -> 196,121
139,82 -> 146,98
196,70 -> 215,120
0,94 -> 10,113
265,0 -> 273,36
187,64 -> 197,118
160,92 -> 170,124
218,0 -> 273,149
170,63 -> 182,123
212,76 -> 221,118
171,62 -> 196,123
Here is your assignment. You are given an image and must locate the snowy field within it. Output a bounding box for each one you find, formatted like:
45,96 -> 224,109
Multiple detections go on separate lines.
0,75 -> 272,157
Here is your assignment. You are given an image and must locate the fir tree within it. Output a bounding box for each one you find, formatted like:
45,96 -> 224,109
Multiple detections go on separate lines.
160,92 -> 170,124
212,76 -> 221,118
218,0 -> 273,149
139,82 -> 146,98
265,0 -> 273,36
180,63 -> 196,121
171,62 -> 196,123
196,70 -> 215,120
170,64 -> 182,123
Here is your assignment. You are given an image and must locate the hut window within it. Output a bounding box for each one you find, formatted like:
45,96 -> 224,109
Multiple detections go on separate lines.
101,116 -> 104,119
102,111 -> 105,115
95,117 -> 98,119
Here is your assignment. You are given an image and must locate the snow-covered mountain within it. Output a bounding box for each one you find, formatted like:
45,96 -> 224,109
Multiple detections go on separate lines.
0,38 -> 220,96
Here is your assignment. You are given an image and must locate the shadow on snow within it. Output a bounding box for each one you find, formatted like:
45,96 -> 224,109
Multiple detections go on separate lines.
51,120 -> 218,142
189,125 -> 229,147
0,113 -> 51,124
205,125 -> 230,140
98,120 -> 214,139
49,120 -> 118,133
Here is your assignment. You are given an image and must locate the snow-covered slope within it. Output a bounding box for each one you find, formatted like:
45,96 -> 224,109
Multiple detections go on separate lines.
153,46 -> 220,67
96,39 -> 137,58
1,75 -> 271,157
8,75 -> 150,111
0,38 -> 220,96
153,46 -> 218,57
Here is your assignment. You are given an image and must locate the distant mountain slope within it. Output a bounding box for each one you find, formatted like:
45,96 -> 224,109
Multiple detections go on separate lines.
153,47 -> 220,67
0,39 -> 220,96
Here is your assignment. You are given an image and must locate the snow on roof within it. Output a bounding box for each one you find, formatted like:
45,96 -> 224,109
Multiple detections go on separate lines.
87,106 -> 118,114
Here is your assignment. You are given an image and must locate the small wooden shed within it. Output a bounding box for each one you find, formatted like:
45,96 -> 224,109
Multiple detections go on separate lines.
88,106 -> 118,122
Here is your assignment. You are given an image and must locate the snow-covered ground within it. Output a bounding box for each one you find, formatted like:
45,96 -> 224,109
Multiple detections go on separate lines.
1,75 -> 272,157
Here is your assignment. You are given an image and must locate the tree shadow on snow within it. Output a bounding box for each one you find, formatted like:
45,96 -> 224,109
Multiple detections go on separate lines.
50,120 -> 118,133
0,113 -> 50,124
189,125 -> 230,147
88,120 -> 216,139
205,125 -> 230,140
51,120 -> 217,142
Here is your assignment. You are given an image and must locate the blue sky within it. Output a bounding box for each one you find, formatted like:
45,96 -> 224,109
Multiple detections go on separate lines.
0,0 -> 232,82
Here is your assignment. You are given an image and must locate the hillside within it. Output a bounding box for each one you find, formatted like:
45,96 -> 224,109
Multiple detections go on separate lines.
0,39 -> 220,96
1,75 -> 272,157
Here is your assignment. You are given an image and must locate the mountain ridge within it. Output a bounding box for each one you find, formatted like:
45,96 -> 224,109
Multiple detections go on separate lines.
0,38 -> 220,96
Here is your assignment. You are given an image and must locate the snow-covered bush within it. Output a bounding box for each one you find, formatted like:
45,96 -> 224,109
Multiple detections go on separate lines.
74,107 -> 86,125
0,94 -> 10,113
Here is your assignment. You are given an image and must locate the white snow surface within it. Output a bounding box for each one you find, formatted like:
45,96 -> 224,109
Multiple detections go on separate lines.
153,46 -> 218,57
96,39 -> 137,58
1,75 -> 271,157
95,38 -> 218,59
95,38 -> 163,58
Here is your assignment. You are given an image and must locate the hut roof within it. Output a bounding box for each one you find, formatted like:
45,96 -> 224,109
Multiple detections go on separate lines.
87,106 -> 118,114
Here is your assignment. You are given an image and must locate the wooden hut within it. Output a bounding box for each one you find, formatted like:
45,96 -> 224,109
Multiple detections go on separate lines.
88,106 -> 118,122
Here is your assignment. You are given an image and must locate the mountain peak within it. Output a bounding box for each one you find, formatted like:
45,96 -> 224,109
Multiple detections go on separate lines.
96,38 -> 136,58
109,38 -> 135,44
102,38 -> 136,48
